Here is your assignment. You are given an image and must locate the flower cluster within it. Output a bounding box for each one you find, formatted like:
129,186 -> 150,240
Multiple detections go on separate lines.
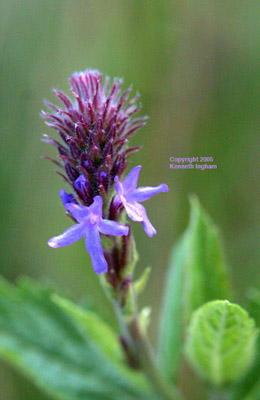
42,69 -> 147,206
43,70 -> 168,276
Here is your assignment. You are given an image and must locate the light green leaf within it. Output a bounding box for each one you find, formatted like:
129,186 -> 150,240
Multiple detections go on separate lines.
184,195 -> 231,320
139,307 -> 151,333
158,196 -> 230,381
186,300 -> 257,386
134,267 -> 151,295
158,234 -> 187,381
0,278 -> 157,400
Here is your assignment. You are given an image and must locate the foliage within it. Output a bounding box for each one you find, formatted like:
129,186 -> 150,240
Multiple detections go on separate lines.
0,198 -> 258,400
185,300 -> 257,386
158,196 -> 230,381
0,278 -> 156,400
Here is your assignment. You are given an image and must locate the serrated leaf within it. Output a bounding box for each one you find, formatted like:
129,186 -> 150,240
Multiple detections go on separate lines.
158,196 -> 230,381
0,278 -> 157,400
186,300 -> 257,386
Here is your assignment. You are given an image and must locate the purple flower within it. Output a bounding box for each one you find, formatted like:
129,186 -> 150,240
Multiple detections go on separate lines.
114,166 -> 169,237
48,196 -> 129,274
60,189 -> 77,206
42,70 -> 147,206
74,174 -> 88,192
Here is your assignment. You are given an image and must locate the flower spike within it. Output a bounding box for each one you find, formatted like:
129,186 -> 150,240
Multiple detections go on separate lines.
42,69 -> 147,207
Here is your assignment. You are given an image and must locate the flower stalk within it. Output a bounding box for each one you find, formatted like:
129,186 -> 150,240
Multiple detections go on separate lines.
108,281 -> 183,400
43,69 -> 175,399
209,389 -> 232,400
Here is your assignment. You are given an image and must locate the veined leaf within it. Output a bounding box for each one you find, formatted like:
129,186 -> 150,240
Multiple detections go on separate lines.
185,300 -> 257,386
0,278 -> 157,400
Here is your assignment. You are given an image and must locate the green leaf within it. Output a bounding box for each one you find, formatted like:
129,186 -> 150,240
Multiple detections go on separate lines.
0,278 -> 157,400
185,300 -> 257,386
158,196 -> 230,381
184,195 -> 231,320
134,267 -> 151,295
52,294 -> 124,365
139,307 -> 151,333
158,234 -> 187,380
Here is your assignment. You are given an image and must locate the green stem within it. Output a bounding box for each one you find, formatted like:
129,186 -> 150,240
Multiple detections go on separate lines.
112,295 -> 183,400
127,317 -> 183,400
209,389 -> 232,400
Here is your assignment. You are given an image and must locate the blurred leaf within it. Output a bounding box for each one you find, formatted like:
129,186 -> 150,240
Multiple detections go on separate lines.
52,295 -> 124,365
184,196 -> 231,320
139,307 -> 151,333
0,278 -> 157,400
158,196 -> 231,381
134,267 -> 151,294
158,234 -> 186,380
186,300 -> 257,386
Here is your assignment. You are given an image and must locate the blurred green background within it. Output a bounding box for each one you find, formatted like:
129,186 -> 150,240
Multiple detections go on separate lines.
0,1 -> 259,399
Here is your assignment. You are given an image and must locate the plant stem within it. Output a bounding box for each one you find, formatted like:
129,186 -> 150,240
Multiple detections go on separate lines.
112,296 -> 183,400
209,389 -> 232,400
127,317 -> 183,400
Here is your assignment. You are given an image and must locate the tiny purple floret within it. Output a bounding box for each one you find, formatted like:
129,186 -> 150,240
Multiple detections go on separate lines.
74,174 -> 88,192
48,196 -> 129,274
114,166 -> 169,237
60,189 -> 77,206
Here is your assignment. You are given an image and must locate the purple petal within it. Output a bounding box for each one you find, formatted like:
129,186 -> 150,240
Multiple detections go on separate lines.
142,214 -> 157,237
136,203 -> 157,237
98,219 -> 129,236
124,200 -> 157,237
123,199 -> 144,222
89,196 -> 103,217
74,174 -> 88,192
48,223 -> 85,248
60,189 -> 77,206
65,203 -> 90,223
85,225 -> 108,274
114,176 -> 123,198
121,165 -> 142,194
133,183 -> 169,202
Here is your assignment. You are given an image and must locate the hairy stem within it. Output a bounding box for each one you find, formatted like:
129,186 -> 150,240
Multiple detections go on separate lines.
209,389 -> 232,400
112,287 -> 184,400
127,317 -> 183,400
